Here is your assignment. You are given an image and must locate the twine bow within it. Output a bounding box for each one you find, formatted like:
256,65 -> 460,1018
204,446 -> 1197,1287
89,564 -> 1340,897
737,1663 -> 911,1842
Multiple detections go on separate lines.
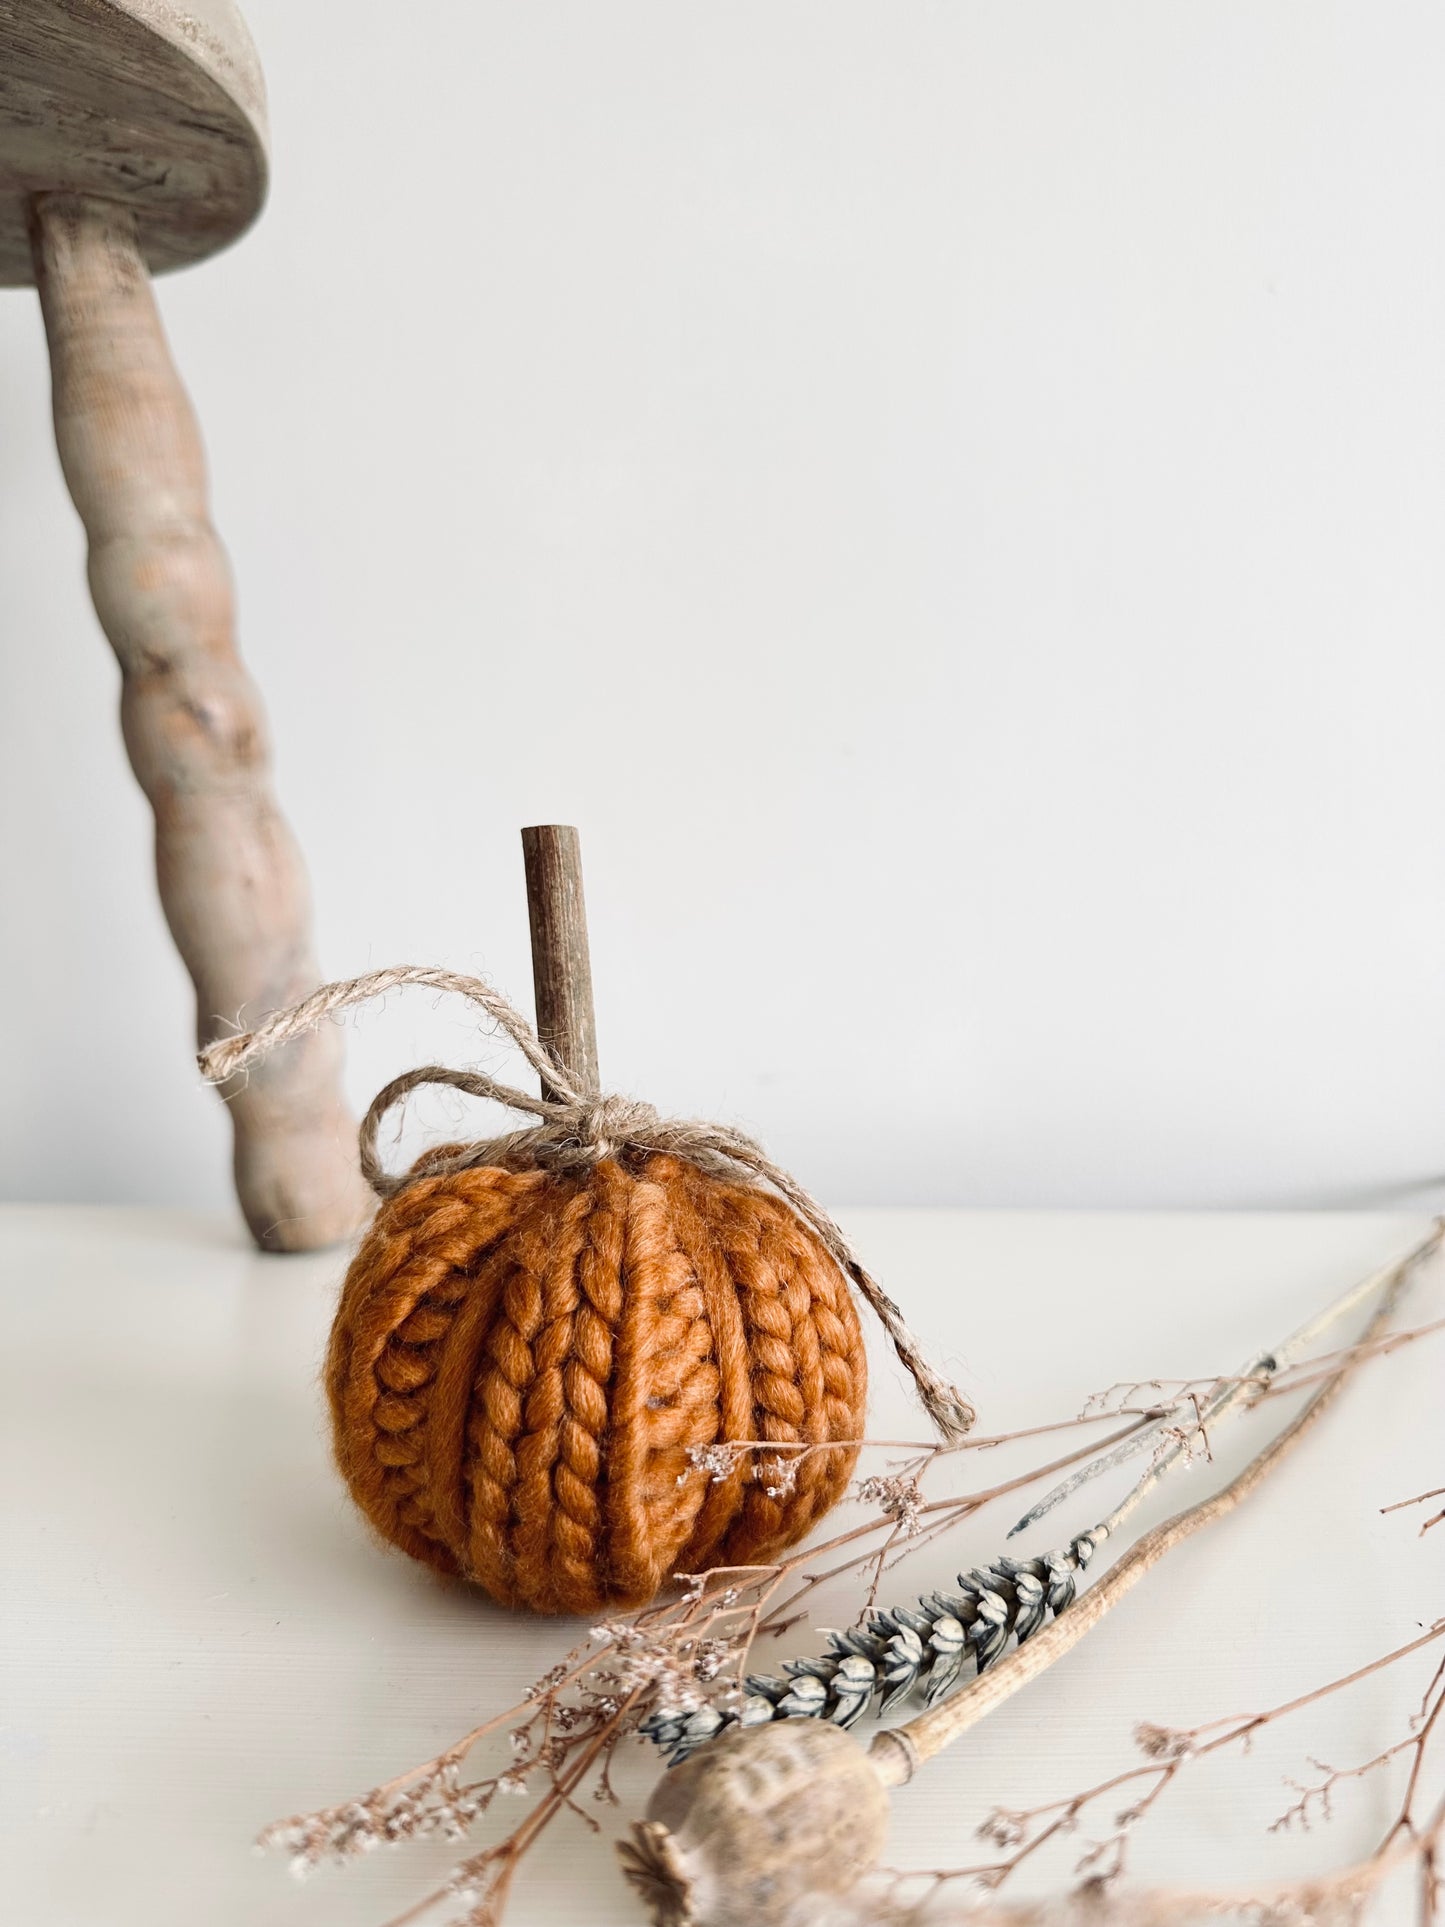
199,965 -> 975,1442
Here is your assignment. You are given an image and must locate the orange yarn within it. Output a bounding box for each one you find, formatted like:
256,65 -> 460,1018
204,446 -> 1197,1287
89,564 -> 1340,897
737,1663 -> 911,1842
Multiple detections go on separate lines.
326,1151 -> 868,1615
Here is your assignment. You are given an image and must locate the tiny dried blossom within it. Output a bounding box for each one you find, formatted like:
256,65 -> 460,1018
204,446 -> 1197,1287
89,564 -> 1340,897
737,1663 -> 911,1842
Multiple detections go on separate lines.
760,1454 -> 800,1499
495,1773 -> 528,1798
1147,1413 -> 1212,1477
978,1808 -> 1026,1849
856,1473 -> 925,1537
678,1440 -> 811,1493
589,1620 -> 706,1712
446,1852 -> 513,1922
1133,1722 -> 1195,1762
683,1442 -> 749,1484
257,1761 -> 525,1878
1080,1379 -> 1173,1419
1270,1763 -> 1341,1835
524,1662 -> 568,1701
692,1638 -> 731,1683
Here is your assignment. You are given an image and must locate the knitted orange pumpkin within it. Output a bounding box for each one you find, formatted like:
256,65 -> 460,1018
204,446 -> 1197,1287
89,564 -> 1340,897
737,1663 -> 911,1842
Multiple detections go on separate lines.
201,953 -> 973,1617
326,1152 -> 868,1614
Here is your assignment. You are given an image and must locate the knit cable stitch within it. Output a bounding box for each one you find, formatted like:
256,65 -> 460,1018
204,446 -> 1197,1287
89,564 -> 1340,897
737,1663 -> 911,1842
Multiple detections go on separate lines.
202,965 -> 974,1444
202,967 -> 972,1614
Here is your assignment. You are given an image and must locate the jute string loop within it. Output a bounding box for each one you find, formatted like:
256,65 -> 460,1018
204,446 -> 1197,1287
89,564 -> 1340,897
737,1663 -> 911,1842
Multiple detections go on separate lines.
200,965 -> 976,1442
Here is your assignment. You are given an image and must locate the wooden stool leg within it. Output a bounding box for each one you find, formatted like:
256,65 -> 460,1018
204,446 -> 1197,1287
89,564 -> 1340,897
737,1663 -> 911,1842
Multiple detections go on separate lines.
30,192 -> 368,1252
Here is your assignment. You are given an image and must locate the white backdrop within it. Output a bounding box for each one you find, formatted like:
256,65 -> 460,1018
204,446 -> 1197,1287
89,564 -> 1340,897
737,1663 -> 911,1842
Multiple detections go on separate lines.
3,1 -> 1444,1218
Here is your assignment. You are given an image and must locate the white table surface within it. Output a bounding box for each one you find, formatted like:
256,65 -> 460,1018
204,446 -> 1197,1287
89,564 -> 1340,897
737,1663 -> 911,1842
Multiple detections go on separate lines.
3,1205 -> 1442,1925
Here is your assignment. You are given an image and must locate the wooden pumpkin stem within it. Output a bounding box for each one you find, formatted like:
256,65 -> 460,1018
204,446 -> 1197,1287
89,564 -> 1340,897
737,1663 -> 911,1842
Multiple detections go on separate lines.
522,825 -> 600,1099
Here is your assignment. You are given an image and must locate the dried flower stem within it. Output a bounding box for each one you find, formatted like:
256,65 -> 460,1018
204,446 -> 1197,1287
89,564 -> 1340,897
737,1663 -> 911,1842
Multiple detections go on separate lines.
879,1619 -> 1445,1923
974,1620 -> 1443,1882
1011,1220 -> 1444,1541
261,1414 -> 1159,1923
661,1241 -> 1440,1767
1384,1483 -> 1445,1537
748,1418 -> 1152,1650
261,1232 -> 1442,1925
869,1265 -> 1408,1787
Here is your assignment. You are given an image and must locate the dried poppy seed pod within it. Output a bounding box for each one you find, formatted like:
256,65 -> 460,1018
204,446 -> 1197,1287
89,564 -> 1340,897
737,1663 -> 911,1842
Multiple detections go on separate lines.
619,1720 -> 890,1927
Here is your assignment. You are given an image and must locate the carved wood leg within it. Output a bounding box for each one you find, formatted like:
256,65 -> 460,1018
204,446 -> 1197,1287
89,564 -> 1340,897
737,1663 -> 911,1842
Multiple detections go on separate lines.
30,192 -> 368,1252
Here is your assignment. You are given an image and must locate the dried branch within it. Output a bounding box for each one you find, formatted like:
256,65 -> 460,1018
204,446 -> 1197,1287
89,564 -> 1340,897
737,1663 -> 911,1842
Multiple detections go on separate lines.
643,1229 -> 1438,1769
1385,1483 -> 1445,1537
258,1416 -> 1151,1923
868,1263 -> 1408,1787
853,1461 -> 1445,1917
954,1621 -> 1441,1897
1011,1221 -> 1444,1541
260,1228 -> 1444,1927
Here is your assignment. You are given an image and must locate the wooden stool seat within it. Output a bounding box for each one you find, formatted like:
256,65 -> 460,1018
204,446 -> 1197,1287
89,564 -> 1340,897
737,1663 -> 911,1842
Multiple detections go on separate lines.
0,2 -> 365,1250
0,0 -> 266,282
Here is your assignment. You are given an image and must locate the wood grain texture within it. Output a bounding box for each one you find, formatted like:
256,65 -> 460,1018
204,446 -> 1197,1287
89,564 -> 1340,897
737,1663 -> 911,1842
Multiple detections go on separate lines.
32,193 -> 367,1251
0,0 -> 266,285
522,824 -> 600,1098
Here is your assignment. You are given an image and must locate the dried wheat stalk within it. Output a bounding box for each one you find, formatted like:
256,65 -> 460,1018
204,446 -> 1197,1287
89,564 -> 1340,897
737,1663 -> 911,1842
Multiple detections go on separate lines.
642,1223 -> 1443,1769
